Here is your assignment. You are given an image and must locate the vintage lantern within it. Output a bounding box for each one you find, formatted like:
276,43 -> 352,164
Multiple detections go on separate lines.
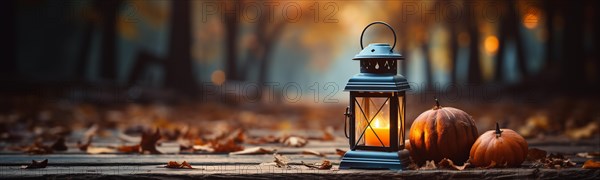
340,22 -> 411,170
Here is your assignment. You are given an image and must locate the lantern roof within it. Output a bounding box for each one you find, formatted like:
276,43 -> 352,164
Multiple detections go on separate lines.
344,73 -> 410,92
352,43 -> 404,60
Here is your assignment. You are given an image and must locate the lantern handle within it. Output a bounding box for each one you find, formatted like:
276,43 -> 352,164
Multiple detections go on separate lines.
360,21 -> 397,51
343,106 -> 351,139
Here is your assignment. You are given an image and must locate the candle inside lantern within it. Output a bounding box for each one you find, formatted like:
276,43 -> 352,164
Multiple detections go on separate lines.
365,118 -> 389,146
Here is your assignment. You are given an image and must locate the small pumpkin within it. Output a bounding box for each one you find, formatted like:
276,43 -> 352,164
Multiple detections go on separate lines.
469,122 -> 528,167
408,98 -> 478,165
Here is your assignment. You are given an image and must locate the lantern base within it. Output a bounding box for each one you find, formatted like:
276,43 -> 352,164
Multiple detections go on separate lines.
339,150 -> 410,170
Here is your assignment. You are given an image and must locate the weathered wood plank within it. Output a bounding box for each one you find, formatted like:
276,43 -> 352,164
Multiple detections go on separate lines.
1,165 -> 598,179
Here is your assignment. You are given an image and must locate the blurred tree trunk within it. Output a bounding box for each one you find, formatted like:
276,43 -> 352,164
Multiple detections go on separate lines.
510,0 -> 528,80
0,0 -> 16,82
127,51 -> 160,86
98,0 -> 120,82
595,0 -> 600,85
449,24 -> 458,84
224,1 -> 241,81
75,22 -> 94,82
422,42 -> 433,90
543,0 -> 555,69
256,21 -> 286,89
467,12 -> 481,84
562,0 -> 585,92
494,1 -> 509,82
165,0 -> 197,96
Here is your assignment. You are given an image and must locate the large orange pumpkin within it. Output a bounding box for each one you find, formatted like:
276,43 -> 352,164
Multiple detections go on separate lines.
408,98 -> 478,164
469,123 -> 528,167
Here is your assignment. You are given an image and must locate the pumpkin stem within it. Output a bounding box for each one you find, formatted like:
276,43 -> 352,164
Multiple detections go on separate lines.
495,122 -> 503,138
434,97 -> 441,109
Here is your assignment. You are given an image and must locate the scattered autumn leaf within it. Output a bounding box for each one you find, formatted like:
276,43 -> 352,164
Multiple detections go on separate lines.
229,147 -> 275,155
24,141 -> 53,154
582,160 -> 600,169
246,135 -> 280,145
118,132 -> 141,143
77,124 -> 97,151
419,160 -> 437,170
438,158 -> 470,170
274,153 -> 291,168
117,144 -> 140,153
302,160 -> 332,170
21,159 -> 48,169
211,139 -> 244,153
77,137 -> 92,151
406,160 -> 419,170
51,136 -> 68,151
484,161 -> 498,169
86,147 -> 116,154
335,149 -> 346,157
530,153 -> 576,169
527,148 -> 547,161
282,136 -> 308,147
140,128 -> 162,154
519,114 -> 549,138
165,161 -> 193,169
565,122 -> 598,140
301,149 -> 325,157
576,152 -> 600,159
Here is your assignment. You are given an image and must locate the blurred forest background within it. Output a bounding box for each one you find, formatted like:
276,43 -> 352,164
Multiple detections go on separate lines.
0,0 -> 599,146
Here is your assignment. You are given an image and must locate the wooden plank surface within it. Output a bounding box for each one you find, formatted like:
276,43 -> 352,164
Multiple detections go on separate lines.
1,134 -> 599,179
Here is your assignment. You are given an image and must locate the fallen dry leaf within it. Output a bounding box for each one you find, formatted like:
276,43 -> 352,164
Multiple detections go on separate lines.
24,141 -> 53,154
77,137 -> 93,151
21,159 -> 48,169
274,153 -> 291,168
484,161 -> 498,169
192,144 -> 214,152
565,122 -> 598,140
530,153 -> 576,169
86,147 -> 116,154
302,149 -> 325,157
51,136 -> 68,151
407,160 -> 419,170
438,158 -> 470,170
211,139 -> 244,153
229,147 -> 275,155
117,144 -> 140,153
576,152 -> 600,158
419,160 -> 437,170
165,161 -> 193,169
527,148 -> 547,161
519,114 -> 550,138
282,136 -> 308,147
246,135 -> 280,145
77,124 -> 98,151
302,160 -> 332,170
582,160 -> 600,169
118,132 -> 141,143
140,128 -> 162,154
335,149 -> 346,157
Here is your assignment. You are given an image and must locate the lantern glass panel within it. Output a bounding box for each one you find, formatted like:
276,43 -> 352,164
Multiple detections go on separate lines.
354,96 -> 390,147
397,94 -> 405,149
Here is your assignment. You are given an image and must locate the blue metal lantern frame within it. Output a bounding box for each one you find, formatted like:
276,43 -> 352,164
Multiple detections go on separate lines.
340,21 -> 411,170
